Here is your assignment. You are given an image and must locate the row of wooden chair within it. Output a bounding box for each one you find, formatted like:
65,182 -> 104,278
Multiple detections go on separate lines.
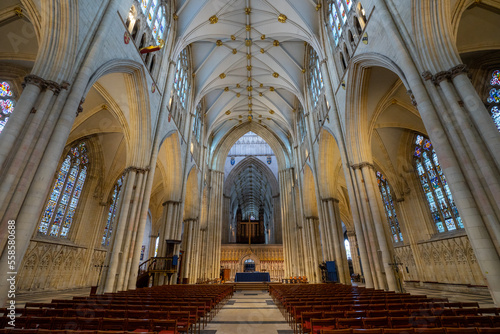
268,284 -> 497,334
302,315 -> 500,333
0,330 -> 159,334
320,328 -> 500,334
1,317 -> 178,333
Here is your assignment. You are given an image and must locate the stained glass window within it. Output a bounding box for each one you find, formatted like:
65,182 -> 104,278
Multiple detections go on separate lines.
0,81 -> 15,134
174,49 -> 190,109
487,70 -> 500,131
307,48 -> 324,107
414,135 -> 463,233
376,171 -> 403,243
38,142 -> 89,238
337,0 -> 347,23
141,0 -> 149,14
328,0 -> 355,46
345,0 -> 353,11
147,0 -> 157,26
102,174 -> 125,247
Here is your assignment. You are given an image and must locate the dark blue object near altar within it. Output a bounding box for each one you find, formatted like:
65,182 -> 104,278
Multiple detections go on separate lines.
234,272 -> 271,282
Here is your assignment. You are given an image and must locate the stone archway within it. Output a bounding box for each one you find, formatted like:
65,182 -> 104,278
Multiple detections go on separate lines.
239,253 -> 261,272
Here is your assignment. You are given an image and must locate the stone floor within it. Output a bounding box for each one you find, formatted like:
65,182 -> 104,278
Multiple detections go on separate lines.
14,283 -> 496,333
203,290 -> 291,334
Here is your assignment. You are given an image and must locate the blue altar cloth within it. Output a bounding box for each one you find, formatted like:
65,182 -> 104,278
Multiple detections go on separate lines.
234,272 -> 271,282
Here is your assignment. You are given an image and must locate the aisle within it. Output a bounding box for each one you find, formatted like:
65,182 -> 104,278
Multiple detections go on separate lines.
203,290 -> 292,334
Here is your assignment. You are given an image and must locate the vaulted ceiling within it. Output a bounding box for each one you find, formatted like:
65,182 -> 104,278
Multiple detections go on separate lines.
174,0 -> 323,148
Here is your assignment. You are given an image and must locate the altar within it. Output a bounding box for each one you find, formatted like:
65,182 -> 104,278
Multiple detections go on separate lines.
234,272 -> 271,282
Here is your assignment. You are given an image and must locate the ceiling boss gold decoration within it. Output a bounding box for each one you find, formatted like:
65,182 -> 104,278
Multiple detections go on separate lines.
216,40 -> 223,46
273,72 -> 279,78
209,15 -> 218,24
219,73 -> 226,79
278,13 -> 287,23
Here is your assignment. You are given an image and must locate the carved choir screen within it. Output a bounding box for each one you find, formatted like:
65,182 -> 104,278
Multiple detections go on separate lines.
414,135 -> 463,233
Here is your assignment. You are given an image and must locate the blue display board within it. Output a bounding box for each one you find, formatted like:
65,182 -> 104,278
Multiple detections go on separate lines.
325,261 -> 338,283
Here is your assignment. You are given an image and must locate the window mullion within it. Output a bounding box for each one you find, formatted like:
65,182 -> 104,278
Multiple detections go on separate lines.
431,155 -> 458,230
59,164 -> 82,237
48,159 -> 74,235
423,159 -> 448,232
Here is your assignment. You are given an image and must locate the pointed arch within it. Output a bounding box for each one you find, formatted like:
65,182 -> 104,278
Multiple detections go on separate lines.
211,123 -> 291,171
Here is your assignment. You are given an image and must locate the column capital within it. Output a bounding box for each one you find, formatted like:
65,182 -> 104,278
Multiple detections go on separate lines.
44,80 -> 62,95
351,162 -> 374,170
422,64 -> 469,85
346,230 -> 356,238
124,166 -> 150,174
322,197 -> 339,203
162,200 -> 182,206
22,74 -> 44,88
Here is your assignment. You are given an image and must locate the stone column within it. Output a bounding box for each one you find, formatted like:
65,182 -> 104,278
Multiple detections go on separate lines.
204,170 -> 223,280
279,169 -> 294,277
127,167 -> 155,290
273,195 -> 282,244
116,170 -> 146,291
361,165 -> 398,291
347,231 -> 362,277
0,75 -> 44,169
352,166 -> 383,289
221,195 -> 231,244
103,169 -> 137,293
319,200 -> 334,262
324,198 -> 350,284
319,59 -> 374,289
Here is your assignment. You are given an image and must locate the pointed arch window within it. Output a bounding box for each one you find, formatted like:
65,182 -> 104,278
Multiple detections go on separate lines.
376,171 -> 403,243
486,69 -> 500,131
0,81 -> 15,134
38,142 -> 89,238
136,0 -> 168,46
102,174 -> 125,247
414,135 -> 463,233
307,48 -> 324,107
174,49 -> 190,109
328,0 -> 355,46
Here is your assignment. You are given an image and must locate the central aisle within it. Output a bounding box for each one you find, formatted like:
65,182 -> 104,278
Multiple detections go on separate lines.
204,289 -> 292,334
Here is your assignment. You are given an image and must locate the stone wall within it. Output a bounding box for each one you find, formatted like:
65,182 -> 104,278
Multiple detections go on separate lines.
17,240 -> 107,292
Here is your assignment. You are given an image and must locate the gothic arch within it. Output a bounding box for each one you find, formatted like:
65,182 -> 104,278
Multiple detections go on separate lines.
223,156 -> 279,197
239,253 -> 261,272
211,122 -> 291,171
